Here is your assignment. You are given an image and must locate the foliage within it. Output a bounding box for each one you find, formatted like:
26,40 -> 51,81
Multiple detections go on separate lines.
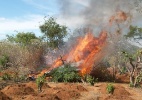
119,66 -> 127,74
121,50 -> 142,87
36,75 -> 46,92
0,41 -> 44,70
85,74 -> 97,86
6,32 -> 39,46
106,83 -> 115,94
51,64 -> 81,82
39,17 -> 67,49
12,72 -> 27,82
125,25 -> 142,39
125,25 -> 142,45
129,82 -> 134,87
1,73 -> 11,80
36,75 -> 46,85
0,54 -> 9,69
17,75 -> 27,82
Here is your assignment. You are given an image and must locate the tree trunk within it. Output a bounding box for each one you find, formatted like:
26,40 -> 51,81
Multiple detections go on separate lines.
134,75 -> 139,87
112,66 -> 116,82
130,74 -> 135,86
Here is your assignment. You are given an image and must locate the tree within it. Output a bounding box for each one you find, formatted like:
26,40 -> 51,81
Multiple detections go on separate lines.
125,25 -> 142,46
6,32 -> 38,46
39,17 -> 67,49
122,50 -> 142,87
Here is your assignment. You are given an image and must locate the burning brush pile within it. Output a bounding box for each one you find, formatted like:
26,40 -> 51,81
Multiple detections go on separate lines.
28,31 -> 107,80
50,31 -> 107,75
35,10 -> 129,79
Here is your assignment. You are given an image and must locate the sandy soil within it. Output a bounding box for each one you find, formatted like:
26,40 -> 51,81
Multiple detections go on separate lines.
0,81 -> 142,100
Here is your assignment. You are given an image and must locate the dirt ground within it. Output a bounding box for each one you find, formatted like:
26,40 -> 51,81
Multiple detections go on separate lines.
0,81 -> 142,100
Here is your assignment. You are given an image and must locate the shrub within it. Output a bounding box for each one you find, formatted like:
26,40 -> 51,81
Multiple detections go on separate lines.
91,66 -> 113,82
36,75 -> 46,92
51,64 -> 81,82
85,74 -> 97,86
1,73 -> 11,80
119,66 -> 127,74
106,83 -> 115,94
0,41 -> 45,71
129,82 -> 134,87
19,75 -> 27,81
0,54 -> 9,69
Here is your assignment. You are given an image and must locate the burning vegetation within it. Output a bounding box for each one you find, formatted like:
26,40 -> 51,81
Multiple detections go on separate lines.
39,30 -> 107,77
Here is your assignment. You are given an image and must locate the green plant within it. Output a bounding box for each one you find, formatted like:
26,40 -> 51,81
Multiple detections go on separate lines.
40,17 -> 67,49
19,75 -> 27,81
129,82 -> 134,87
7,32 -> 38,46
1,73 -> 11,80
85,74 -> 97,86
36,75 -> 46,92
0,54 -> 9,69
51,64 -> 81,82
119,66 -> 127,74
106,83 -> 115,94
121,50 -> 142,87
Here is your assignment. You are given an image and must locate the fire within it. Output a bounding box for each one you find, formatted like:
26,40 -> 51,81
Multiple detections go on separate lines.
29,10 -> 129,79
79,31 -> 107,75
109,11 -> 128,26
50,30 -> 107,76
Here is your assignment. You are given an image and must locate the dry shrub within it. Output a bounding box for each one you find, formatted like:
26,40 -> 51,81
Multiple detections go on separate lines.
0,42 -> 44,70
91,63 -> 113,82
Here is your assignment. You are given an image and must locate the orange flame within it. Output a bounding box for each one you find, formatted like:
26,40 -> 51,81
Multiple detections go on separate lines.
79,31 -> 107,75
49,30 -> 107,76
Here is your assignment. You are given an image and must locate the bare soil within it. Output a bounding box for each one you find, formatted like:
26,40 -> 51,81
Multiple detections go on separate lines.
0,81 -> 142,100
0,73 -> 142,100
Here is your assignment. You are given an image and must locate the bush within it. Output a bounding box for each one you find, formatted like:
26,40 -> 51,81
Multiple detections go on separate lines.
91,66 -> 113,82
85,74 -> 97,86
19,75 -> 27,81
1,73 -> 11,80
36,75 -> 46,92
0,54 -> 9,69
0,41 -> 45,70
106,83 -> 115,94
119,66 -> 127,74
51,64 -> 81,82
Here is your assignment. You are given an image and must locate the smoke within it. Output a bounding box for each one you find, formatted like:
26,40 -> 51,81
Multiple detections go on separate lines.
58,0 -> 141,30
45,0 -> 142,65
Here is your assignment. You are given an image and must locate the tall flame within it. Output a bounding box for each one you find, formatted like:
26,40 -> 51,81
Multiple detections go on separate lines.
49,30 -> 107,76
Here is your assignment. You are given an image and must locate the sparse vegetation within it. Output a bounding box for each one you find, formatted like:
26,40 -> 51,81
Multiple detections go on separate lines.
1,73 -> 11,80
106,83 -> 115,94
0,54 -> 10,69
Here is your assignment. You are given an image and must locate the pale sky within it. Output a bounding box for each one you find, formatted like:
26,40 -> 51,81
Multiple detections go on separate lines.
0,0 -> 89,40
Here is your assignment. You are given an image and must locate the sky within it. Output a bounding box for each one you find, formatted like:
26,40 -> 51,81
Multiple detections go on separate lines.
0,0 -> 142,41
0,0 -> 89,40
0,0 -> 61,40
